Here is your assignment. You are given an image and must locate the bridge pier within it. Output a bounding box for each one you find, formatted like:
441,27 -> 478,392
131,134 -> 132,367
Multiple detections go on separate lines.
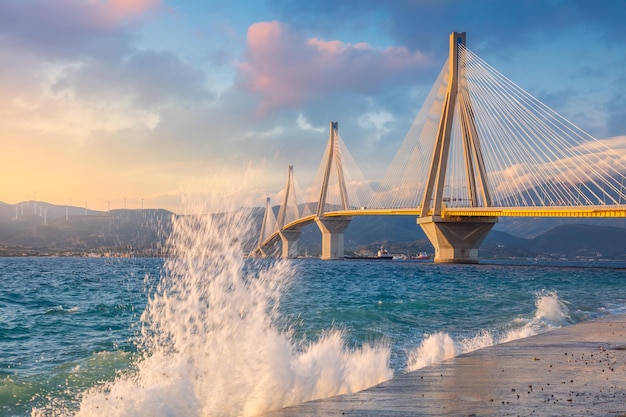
315,217 -> 352,260
279,230 -> 302,259
418,216 -> 497,264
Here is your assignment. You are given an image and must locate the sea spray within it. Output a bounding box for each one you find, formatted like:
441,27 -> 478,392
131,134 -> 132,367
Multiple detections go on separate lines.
406,291 -> 571,372
533,290 -> 571,325
75,196 -> 393,417
406,332 -> 457,371
457,329 -> 495,353
500,290 -> 571,342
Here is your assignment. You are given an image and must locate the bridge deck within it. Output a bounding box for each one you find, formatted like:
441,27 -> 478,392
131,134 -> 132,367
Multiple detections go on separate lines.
320,205 -> 626,218
258,206 -> 626,250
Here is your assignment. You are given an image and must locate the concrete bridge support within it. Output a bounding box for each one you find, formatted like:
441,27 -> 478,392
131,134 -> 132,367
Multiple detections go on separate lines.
418,216 -> 497,264
315,217 -> 352,260
279,230 -> 302,259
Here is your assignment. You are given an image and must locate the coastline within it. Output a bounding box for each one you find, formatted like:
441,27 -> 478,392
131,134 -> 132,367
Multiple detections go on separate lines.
264,313 -> 626,416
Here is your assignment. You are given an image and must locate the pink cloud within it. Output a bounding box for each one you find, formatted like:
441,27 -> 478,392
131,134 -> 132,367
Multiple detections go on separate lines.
238,21 -> 430,113
92,0 -> 162,27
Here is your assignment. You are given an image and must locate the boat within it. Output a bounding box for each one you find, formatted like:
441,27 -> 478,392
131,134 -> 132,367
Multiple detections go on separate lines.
344,246 -> 394,260
413,252 -> 431,260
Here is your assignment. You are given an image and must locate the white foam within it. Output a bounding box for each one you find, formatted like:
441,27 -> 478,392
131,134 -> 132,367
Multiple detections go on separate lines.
406,332 -> 457,371
501,291 -> 571,343
499,325 -> 537,343
534,290 -> 571,325
74,193 -> 393,417
45,305 -> 79,314
458,329 -> 495,353
406,291 -> 572,372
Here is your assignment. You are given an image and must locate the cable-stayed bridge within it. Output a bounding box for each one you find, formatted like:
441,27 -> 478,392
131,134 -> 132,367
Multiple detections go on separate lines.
250,32 -> 626,263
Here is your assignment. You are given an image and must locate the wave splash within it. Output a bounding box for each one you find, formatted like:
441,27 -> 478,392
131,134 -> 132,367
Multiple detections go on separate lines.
74,206 -> 393,417
406,291 -> 571,372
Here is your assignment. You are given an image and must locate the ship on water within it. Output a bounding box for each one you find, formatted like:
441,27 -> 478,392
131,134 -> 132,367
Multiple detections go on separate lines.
344,246 -> 394,260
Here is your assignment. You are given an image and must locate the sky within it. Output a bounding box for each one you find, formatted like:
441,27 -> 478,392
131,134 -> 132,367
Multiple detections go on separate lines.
1,0 -> 625,213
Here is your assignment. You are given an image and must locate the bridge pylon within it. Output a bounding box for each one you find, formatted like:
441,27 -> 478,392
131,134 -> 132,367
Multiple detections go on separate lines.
316,121 -> 352,260
249,197 -> 273,258
278,165 -> 302,258
418,32 -> 497,263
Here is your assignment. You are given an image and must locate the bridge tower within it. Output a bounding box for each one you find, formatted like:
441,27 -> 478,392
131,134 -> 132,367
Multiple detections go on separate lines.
255,197 -> 272,258
315,121 -> 352,260
277,165 -> 302,258
418,32 -> 497,263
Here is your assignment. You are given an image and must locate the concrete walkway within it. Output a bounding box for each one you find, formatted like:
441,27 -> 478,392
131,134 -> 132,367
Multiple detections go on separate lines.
264,314 -> 626,416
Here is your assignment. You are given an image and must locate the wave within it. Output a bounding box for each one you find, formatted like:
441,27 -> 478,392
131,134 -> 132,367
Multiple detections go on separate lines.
44,306 -> 79,315
72,192 -> 393,417
406,291 -> 571,372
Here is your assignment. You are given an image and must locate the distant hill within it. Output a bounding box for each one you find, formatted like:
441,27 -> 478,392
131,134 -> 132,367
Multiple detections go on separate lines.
531,224 -> 626,258
0,201 -> 176,256
479,224 -> 626,260
1,201 -> 626,259
493,216 -> 626,239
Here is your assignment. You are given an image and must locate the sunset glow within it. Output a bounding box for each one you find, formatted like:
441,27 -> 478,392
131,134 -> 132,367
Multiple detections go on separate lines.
1,1 -> 624,213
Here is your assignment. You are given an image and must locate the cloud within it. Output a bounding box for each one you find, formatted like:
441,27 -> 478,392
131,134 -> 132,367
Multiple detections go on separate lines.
0,0 -> 162,60
297,113 -> 325,132
269,0 -> 626,54
56,49 -> 213,108
237,21 -> 429,112
0,0 -> 213,144
488,136 -> 626,205
93,0 -> 162,25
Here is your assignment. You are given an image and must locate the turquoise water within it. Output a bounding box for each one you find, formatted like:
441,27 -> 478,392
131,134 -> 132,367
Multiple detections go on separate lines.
2,214 -> 626,416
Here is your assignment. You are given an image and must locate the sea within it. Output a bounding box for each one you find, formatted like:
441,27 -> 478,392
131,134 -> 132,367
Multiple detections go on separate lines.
2,207 -> 626,417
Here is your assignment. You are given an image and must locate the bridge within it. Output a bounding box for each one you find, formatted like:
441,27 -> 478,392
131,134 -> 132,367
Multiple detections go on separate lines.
250,32 -> 626,264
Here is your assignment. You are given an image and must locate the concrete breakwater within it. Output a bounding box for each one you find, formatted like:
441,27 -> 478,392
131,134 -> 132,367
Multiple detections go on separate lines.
264,314 -> 626,416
